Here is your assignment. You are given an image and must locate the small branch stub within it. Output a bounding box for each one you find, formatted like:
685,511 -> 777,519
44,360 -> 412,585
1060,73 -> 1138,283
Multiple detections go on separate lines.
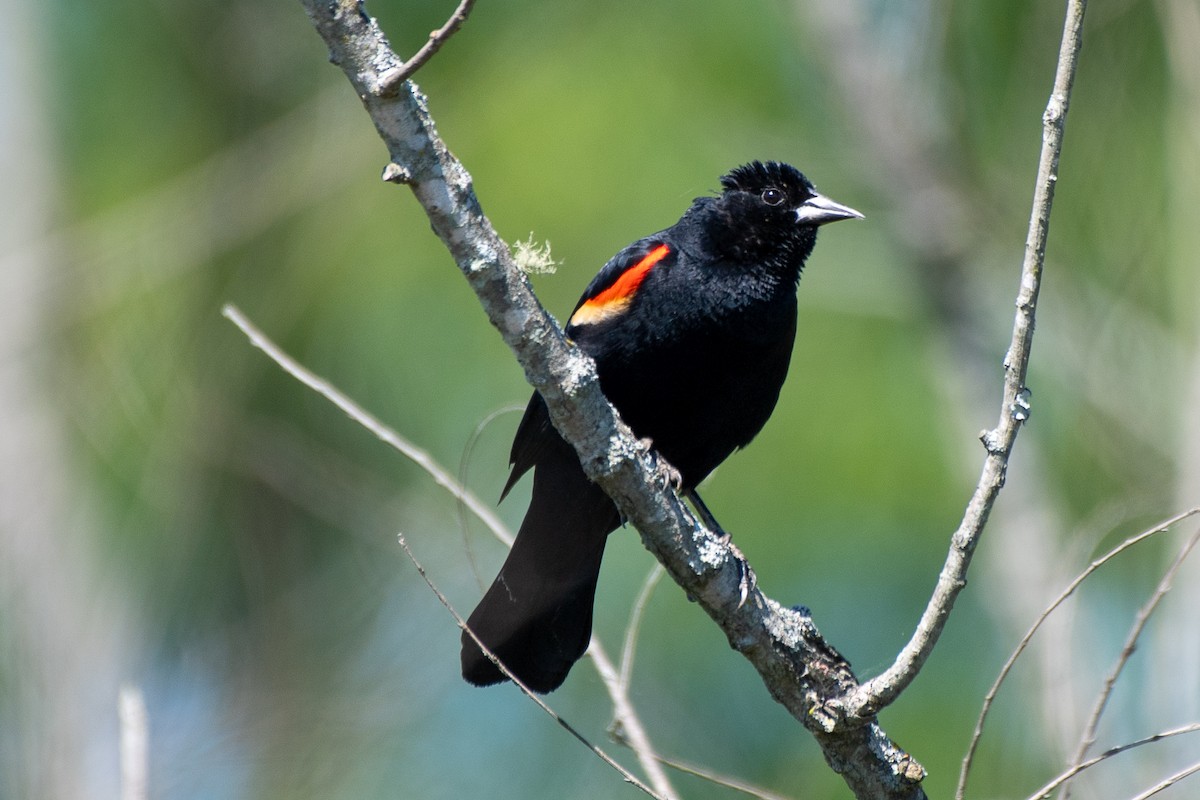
1010,386 -> 1032,423
382,162 -> 412,184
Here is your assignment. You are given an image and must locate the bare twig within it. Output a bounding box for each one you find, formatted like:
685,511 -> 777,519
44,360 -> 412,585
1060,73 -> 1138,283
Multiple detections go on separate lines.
222,304 -> 510,544
957,508 -> 1200,797
456,404 -> 523,588
1022,723 -> 1200,800
843,0 -> 1090,724
1064,522 -> 1200,789
396,532 -> 665,800
618,564 -> 665,693
379,0 -> 477,89
1128,759 -> 1200,800
653,754 -> 797,800
588,640 -> 682,800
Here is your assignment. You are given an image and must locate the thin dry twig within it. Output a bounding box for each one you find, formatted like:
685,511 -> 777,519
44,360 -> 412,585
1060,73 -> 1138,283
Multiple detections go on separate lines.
653,754 -> 797,800
456,403 -> 524,588
587,640 -> 682,800
1023,723 -> 1200,800
958,508 -> 1200,796
221,304 -> 510,543
1128,758 -> 1200,800
606,563 -> 802,800
379,0 -> 477,89
843,0 -> 1091,725
1063,522 -> 1200,795
618,564 -> 665,693
396,532 -> 665,800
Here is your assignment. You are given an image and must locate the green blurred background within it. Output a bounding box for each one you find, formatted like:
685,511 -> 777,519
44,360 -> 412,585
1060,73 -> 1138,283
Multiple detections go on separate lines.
3,0 -> 1198,797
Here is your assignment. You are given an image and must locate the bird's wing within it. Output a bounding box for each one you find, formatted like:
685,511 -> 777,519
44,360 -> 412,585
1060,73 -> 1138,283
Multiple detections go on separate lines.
502,237 -> 676,501
565,237 -> 675,333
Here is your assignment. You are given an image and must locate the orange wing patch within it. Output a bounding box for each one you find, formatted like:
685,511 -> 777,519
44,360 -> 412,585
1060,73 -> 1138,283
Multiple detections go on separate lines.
569,244 -> 670,327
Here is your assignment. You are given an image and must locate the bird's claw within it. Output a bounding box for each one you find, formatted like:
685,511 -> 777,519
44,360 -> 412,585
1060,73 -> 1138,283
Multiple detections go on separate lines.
723,538 -> 757,608
639,437 -> 683,492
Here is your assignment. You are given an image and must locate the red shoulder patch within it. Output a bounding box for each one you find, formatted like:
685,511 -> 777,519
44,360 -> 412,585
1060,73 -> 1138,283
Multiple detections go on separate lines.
569,244 -> 670,327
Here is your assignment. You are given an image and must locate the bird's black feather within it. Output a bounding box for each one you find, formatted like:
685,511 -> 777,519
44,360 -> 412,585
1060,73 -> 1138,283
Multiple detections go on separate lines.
462,161 -> 860,692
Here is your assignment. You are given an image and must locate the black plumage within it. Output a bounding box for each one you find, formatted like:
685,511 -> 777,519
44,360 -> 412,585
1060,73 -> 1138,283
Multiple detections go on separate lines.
462,161 -> 862,693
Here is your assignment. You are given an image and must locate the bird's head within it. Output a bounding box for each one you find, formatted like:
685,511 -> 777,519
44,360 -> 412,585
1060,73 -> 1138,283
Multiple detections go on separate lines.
711,160 -> 863,273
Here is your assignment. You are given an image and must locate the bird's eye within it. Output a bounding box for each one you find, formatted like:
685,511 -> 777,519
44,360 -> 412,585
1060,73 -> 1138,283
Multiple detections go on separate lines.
761,188 -> 785,206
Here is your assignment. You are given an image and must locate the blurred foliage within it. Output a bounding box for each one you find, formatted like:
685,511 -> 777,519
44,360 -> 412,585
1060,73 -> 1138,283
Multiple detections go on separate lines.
4,0 -> 1198,798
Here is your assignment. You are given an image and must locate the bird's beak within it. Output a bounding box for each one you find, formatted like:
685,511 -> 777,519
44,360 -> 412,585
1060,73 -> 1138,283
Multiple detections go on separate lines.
794,192 -> 864,226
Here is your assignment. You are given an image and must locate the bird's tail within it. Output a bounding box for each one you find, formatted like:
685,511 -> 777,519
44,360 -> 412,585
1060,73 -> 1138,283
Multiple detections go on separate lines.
461,453 -> 620,693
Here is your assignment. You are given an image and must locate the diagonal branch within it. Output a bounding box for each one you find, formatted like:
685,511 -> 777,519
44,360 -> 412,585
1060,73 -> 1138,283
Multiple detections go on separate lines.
1129,759 -> 1200,800
1023,723 -> 1200,800
379,0 -> 477,88
295,1 -> 926,796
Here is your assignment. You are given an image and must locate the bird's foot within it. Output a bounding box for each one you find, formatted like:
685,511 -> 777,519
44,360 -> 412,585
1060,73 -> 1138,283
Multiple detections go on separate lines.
639,437 -> 683,492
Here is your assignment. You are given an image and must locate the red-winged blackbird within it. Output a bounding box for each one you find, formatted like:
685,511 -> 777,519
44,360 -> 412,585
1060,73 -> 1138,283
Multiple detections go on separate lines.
461,161 -> 862,693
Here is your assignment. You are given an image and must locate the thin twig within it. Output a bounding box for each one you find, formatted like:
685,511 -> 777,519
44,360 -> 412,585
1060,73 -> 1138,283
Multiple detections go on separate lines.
1022,723 -> 1200,800
221,304 -> 511,544
589,639 -> 683,800
844,0 -> 1090,724
378,0 -> 477,90
654,753 -> 797,800
958,508 -> 1200,797
800,0 -> 1077,747
456,404 -> 524,588
396,532 -> 665,800
618,564 -> 665,693
1128,759 -> 1200,800
1063,522 -> 1200,790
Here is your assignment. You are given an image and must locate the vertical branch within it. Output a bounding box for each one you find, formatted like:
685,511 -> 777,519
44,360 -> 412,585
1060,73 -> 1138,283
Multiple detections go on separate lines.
844,0 -> 1090,722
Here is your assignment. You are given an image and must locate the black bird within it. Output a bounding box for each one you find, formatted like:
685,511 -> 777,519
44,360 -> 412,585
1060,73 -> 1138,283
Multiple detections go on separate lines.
461,161 -> 862,693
